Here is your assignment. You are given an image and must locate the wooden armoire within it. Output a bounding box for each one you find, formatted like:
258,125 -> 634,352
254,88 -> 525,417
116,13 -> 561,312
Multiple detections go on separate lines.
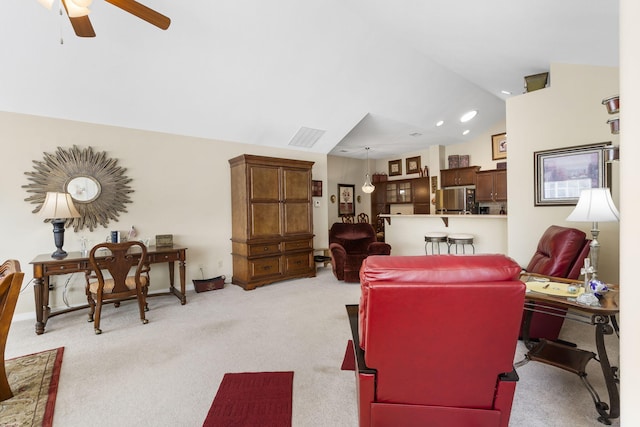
228,154 -> 315,290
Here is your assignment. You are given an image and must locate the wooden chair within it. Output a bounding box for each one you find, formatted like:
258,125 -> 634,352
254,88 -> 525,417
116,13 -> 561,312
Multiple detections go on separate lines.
374,214 -> 385,242
0,260 -> 24,402
342,215 -> 355,223
85,241 -> 150,334
357,213 -> 369,223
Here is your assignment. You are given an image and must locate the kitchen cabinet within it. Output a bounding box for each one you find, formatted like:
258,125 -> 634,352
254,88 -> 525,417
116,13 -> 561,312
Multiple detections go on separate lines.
412,177 -> 431,214
228,154 -> 315,290
386,181 -> 412,203
371,177 -> 430,227
441,166 -> 480,187
475,169 -> 507,202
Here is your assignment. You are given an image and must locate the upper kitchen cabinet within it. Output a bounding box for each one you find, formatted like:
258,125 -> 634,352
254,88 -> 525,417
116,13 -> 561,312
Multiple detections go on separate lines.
441,166 -> 480,187
475,169 -> 507,202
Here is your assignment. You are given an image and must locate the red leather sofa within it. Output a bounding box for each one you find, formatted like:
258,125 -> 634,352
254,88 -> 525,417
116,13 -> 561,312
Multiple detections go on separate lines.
329,223 -> 391,282
523,225 -> 590,340
347,254 -> 525,427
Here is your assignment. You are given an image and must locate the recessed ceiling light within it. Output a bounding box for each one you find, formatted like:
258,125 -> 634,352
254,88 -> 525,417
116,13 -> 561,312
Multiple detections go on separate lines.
501,90 -> 512,95
462,130 -> 470,136
436,120 -> 444,127
460,110 -> 478,123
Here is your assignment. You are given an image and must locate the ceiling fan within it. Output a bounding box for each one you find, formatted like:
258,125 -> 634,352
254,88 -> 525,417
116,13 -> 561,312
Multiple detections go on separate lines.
38,0 -> 171,37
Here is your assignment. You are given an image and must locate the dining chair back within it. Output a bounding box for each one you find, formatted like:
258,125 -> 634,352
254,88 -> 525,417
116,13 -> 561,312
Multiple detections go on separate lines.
0,260 -> 24,401
86,241 -> 150,334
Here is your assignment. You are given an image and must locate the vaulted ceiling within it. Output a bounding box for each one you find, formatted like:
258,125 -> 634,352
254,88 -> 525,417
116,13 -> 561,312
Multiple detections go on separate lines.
1,1 -> 618,159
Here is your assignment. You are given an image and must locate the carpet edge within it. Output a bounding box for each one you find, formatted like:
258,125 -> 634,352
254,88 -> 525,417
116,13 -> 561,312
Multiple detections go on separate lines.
43,347 -> 64,427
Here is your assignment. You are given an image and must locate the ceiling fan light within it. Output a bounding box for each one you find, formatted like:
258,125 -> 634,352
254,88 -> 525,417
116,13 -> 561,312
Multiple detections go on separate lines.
37,0 -> 55,10
70,0 -> 92,7
65,0 -> 90,17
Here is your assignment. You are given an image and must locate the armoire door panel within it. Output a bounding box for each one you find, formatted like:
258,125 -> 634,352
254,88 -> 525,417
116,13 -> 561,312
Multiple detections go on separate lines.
283,203 -> 311,235
283,169 -> 311,201
250,203 -> 281,237
250,166 -> 280,201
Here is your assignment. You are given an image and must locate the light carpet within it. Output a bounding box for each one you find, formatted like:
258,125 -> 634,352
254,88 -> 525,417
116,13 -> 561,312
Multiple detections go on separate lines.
1,347 -> 64,427
5,266 -> 619,426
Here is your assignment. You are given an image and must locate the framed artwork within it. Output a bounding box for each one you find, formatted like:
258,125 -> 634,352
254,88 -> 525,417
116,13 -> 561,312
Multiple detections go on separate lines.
388,159 -> 402,176
406,156 -> 421,174
534,143 -> 608,206
312,180 -> 322,197
492,133 -> 507,160
338,183 -> 355,216
431,176 -> 438,193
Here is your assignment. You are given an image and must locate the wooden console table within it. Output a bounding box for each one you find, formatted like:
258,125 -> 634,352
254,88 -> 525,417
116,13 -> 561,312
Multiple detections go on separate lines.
517,272 -> 619,425
30,245 -> 187,335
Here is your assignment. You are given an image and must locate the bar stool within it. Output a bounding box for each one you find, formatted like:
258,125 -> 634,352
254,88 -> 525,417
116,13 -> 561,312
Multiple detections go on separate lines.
424,232 -> 448,255
447,233 -> 475,254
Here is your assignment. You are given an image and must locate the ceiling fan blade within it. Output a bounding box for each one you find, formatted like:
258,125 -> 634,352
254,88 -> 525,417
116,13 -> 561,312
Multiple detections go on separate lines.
61,0 -> 96,37
105,0 -> 171,30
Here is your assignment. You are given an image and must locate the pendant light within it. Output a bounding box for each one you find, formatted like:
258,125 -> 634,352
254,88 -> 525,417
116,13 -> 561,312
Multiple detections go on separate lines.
362,147 -> 375,194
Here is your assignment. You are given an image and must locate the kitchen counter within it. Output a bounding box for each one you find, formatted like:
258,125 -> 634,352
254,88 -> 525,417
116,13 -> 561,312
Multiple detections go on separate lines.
380,214 -> 508,255
381,213 -> 506,220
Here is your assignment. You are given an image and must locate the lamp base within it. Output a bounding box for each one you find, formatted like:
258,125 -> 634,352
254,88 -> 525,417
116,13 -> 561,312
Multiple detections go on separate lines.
51,218 -> 68,260
51,249 -> 68,260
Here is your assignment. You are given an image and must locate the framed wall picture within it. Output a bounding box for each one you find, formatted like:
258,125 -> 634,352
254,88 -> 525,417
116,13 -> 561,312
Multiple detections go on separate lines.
534,142 -> 609,206
406,156 -> 421,174
388,159 -> 402,176
312,180 -> 322,197
491,133 -> 507,160
338,183 -> 355,216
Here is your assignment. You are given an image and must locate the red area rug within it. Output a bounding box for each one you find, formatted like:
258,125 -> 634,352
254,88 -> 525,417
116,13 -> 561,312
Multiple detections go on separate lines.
341,340 -> 355,371
2,347 -> 64,427
203,371 -> 293,427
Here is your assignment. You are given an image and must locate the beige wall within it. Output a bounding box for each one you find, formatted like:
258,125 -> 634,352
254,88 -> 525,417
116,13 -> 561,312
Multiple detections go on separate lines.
1,112 -> 329,317
327,155 -> 368,224
506,63 -> 620,284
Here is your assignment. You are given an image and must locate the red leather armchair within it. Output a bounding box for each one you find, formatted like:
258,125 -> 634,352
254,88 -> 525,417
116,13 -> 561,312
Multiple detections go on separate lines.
347,254 -> 525,427
329,223 -> 391,282
523,225 -> 590,340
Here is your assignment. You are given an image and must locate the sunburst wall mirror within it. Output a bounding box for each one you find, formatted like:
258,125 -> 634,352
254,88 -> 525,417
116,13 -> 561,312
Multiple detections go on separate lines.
23,145 -> 134,231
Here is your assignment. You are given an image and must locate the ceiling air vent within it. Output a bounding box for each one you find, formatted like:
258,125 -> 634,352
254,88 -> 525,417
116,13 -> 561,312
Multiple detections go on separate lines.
288,127 -> 326,148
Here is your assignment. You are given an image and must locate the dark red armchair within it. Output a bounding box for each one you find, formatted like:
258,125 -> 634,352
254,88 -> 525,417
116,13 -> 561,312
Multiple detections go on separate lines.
347,254 -> 525,427
522,225 -> 590,340
329,222 -> 391,282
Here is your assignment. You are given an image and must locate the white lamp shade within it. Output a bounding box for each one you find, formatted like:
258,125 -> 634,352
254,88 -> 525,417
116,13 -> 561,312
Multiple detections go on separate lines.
566,188 -> 620,223
39,192 -> 81,219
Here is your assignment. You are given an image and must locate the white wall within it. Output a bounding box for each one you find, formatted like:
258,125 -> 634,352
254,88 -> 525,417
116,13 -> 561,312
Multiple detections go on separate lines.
620,0 -> 639,421
1,112 -> 329,316
506,63 -> 620,284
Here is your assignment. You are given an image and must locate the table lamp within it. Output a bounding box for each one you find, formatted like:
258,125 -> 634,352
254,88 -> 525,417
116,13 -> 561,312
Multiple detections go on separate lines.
39,192 -> 81,259
566,187 -> 620,279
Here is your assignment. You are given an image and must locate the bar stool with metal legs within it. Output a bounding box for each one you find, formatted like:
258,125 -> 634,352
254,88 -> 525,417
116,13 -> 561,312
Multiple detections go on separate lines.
447,233 -> 475,254
424,232 -> 448,255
